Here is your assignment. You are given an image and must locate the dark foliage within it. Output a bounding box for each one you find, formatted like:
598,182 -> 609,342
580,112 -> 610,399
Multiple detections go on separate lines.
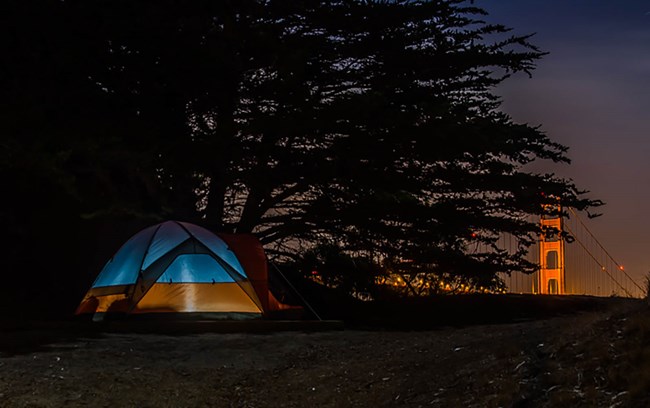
1,0 -> 601,316
292,244 -> 386,298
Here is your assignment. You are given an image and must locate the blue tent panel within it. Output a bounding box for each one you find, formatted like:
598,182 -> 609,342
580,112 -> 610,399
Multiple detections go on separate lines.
90,221 -> 249,288
180,222 -> 247,277
157,254 -> 236,283
141,221 -> 191,271
92,224 -> 158,287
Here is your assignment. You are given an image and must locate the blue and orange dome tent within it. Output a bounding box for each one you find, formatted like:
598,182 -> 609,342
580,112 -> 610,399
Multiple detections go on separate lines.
76,221 -> 294,320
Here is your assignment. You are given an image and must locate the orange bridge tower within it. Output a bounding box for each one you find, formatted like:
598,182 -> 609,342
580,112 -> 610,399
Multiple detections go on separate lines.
538,205 -> 565,294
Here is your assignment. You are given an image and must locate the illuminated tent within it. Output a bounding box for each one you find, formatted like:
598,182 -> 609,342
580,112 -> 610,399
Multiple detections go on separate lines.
76,221 -> 264,320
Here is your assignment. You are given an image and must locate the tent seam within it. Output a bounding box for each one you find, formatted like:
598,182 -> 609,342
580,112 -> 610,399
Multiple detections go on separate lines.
137,223 -> 165,274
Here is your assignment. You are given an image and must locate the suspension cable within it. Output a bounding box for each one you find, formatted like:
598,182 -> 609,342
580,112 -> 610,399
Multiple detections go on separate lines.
563,222 -> 635,298
567,208 -> 644,293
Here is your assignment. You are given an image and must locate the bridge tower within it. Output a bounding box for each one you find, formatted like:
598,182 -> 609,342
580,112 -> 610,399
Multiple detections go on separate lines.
538,205 -> 565,294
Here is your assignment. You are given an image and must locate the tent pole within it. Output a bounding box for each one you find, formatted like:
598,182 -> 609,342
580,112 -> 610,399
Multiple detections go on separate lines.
270,262 -> 323,321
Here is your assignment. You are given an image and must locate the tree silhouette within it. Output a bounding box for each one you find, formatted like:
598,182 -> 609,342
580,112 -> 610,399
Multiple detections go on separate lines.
2,0 -> 602,304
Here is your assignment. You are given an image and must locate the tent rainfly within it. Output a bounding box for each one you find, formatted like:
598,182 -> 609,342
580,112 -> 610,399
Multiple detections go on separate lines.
76,221 -> 265,320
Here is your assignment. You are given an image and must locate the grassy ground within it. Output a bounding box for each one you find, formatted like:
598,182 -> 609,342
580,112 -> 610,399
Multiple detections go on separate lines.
1,295 -> 649,407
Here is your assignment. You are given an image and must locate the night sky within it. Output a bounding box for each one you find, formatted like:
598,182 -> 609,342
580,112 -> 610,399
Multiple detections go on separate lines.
478,1 -> 650,282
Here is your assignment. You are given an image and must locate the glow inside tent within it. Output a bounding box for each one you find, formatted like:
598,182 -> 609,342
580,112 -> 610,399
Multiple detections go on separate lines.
76,221 -> 263,319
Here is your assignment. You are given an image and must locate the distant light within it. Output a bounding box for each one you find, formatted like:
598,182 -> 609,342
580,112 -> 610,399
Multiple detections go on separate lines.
619,265 -> 624,270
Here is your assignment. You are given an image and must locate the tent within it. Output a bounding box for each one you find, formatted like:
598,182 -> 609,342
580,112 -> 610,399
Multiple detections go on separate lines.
76,221 -> 266,320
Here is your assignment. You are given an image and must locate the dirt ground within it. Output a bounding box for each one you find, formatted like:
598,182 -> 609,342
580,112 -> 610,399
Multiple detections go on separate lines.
1,297 -> 649,407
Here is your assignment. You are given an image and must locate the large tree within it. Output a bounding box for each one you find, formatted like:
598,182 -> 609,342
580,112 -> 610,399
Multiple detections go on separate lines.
3,0 -> 601,298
